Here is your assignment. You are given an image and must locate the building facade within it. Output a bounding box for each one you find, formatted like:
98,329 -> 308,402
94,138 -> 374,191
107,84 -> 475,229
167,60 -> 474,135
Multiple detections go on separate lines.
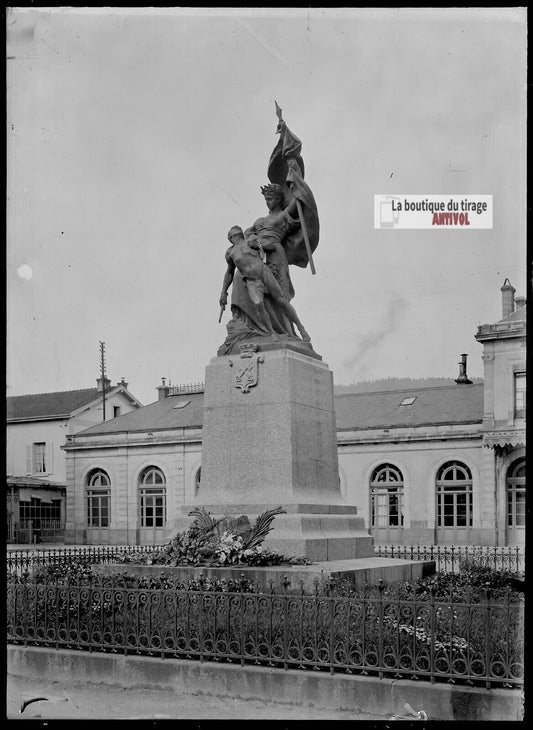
61,283 -> 525,547
62,385 -> 203,545
475,279 -> 526,547
6,376 -> 143,542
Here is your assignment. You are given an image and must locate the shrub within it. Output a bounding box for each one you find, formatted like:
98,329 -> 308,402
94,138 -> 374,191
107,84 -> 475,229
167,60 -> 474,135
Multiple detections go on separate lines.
325,565 -> 524,602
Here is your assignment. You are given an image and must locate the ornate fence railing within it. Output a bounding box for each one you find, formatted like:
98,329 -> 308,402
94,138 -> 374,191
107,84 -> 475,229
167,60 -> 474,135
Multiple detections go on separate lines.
6,574 -> 523,689
7,544 -> 525,575
374,545 -> 525,574
6,545 -> 164,574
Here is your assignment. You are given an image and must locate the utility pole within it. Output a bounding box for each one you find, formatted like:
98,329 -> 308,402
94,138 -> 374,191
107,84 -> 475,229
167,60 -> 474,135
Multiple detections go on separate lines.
99,341 -> 106,422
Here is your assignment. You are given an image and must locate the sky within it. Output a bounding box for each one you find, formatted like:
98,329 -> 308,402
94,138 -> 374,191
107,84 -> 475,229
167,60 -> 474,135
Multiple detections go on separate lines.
6,7 -> 527,406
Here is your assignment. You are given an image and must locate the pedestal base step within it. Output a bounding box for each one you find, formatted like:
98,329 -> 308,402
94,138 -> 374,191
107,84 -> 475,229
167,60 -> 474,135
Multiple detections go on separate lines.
170,503 -> 374,561
94,557 -> 436,592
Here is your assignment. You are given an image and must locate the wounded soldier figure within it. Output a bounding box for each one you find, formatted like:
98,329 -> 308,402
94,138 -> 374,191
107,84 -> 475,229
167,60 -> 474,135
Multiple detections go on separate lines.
220,225 -> 310,342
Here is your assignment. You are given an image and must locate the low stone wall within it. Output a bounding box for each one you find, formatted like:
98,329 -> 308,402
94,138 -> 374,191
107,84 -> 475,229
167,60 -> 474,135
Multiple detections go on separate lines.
8,646 -> 523,721
92,556 -> 435,591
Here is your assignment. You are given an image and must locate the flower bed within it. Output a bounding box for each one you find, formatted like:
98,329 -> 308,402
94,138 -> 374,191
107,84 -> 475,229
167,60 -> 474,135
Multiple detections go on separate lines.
114,507 -> 312,568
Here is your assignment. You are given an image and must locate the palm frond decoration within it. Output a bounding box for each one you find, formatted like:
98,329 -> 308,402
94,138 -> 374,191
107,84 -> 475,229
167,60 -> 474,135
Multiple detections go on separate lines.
188,508 -> 223,536
242,506 -> 286,550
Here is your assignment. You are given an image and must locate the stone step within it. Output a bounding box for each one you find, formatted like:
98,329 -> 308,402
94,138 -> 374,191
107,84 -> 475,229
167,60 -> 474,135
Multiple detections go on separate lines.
93,556 -> 436,592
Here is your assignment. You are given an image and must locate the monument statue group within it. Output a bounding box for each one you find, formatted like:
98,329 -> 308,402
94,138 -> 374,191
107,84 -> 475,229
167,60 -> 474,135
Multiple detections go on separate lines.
218,103 -> 318,355
173,104 -> 376,566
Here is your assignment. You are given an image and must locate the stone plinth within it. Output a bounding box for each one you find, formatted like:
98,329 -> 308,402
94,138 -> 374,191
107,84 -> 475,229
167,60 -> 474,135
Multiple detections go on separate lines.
93,557 -> 436,592
174,344 -> 373,561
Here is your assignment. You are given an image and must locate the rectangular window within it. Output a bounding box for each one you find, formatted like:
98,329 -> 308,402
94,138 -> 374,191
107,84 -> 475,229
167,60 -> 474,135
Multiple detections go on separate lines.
508,489 -> 526,527
113,406 -> 121,418
87,490 -> 110,528
371,489 -> 404,528
51,500 -> 62,522
437,487 -> 473,528
19,500 -> 30,523
140,488 -> 166,528
33,443 -> 46,473
514,373 -> 526,419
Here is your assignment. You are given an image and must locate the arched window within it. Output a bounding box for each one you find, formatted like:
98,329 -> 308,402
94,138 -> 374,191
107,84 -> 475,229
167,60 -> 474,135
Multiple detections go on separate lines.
506,459 -> 525,542
194,467 -> 201,497
139,467 -> 166,528
370,464 -> 404,531
436,461 -> 472,529
86,469 -> 110,528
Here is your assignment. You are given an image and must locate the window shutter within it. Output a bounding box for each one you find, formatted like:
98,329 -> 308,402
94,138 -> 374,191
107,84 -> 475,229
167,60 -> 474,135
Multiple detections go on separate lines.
46,442 -> 54,474
26,445 -> 32,475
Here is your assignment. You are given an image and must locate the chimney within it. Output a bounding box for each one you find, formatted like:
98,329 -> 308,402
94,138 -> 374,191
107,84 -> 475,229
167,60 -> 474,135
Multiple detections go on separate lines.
118,377 -> 129,389
501,278 -> 516,318
515,296 -> 526,310
157,377 -> 170,401
96,375 -> 111,391
455,353 -> 473,384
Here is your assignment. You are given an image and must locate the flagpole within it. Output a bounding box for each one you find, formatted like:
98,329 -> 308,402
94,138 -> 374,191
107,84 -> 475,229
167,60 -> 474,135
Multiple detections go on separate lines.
274,101 -> 316,275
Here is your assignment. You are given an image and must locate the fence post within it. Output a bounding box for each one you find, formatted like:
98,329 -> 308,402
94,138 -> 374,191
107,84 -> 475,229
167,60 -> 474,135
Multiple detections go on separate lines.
484,583 -> 492,689
199,573 -> 204,663
429,584 -> 435,682
88,573 -> 93,653
377,579 -> 384,679
240,574 -> 246,667
329,579 -> 335,675
54,577 -> 60,650
282,575 -> 290,671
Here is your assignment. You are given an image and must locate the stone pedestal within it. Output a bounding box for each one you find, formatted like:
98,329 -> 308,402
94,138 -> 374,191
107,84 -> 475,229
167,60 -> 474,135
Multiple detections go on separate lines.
176,343 -> 373,561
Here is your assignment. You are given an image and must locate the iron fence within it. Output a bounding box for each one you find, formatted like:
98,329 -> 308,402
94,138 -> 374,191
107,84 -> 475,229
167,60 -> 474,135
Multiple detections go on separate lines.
6,545 -> 163,574
374,545 -> 525,574
6,574 -> 523,689
7,543 -> 525,575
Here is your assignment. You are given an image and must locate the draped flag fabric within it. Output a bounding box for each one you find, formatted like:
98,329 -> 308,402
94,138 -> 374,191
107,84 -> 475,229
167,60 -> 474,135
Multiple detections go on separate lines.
267,123 -> 320,268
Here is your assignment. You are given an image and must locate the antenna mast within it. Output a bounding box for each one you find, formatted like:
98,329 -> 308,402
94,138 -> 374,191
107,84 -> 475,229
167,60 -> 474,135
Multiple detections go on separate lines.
99,340 -> 106,421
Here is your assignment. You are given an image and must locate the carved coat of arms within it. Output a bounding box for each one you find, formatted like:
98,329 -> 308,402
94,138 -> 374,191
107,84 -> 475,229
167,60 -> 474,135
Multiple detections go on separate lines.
229,343 -> 264,393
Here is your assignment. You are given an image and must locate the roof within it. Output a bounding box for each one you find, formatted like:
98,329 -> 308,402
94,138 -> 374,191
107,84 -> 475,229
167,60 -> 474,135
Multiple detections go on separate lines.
7,388 -> 102,420
77,392 -> 205,435
6,475 -> 66,489
334,383 -> 484,431
476,302 -> 526,341
7,386 -> 142,421
76,383 -> 484,437
498,303 -> 527,323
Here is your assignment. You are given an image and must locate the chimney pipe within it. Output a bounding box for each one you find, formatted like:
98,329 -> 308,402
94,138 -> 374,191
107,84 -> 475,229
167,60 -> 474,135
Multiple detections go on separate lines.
157,376 -> 170,401
515,296 -> 526,310
501,278 -> 516,318
455,353 -> 473,384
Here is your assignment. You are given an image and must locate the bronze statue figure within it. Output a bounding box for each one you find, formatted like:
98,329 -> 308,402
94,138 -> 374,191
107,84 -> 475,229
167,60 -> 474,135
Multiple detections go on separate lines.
218,105 -> 319,356
220,225 -> 310,343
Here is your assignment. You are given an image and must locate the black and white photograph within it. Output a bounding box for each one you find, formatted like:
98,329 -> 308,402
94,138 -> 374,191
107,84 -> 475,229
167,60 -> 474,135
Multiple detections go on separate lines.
6,6 -> 526,721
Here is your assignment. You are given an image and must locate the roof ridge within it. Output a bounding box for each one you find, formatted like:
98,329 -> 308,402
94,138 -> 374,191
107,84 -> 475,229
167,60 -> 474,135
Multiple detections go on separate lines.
7,386 -> 99,399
